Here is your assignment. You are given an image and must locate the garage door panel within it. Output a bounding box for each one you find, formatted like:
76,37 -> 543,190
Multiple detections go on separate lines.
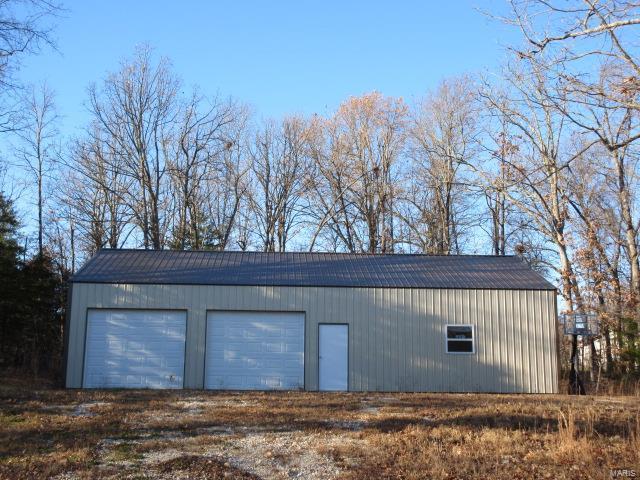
244,342 -> 261,353
264,342 -> 282,353
205,311 -> 304,390
165,358 -> 184,369
226,376 -> 244,388
144,356 -> 164,368
83,309 -> 186,389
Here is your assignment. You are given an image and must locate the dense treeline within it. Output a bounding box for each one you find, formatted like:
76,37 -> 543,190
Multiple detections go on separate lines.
55,68 -> 523,259
0,194 -> 66,376
0,0 -> 67,378
1,0 -> 639,388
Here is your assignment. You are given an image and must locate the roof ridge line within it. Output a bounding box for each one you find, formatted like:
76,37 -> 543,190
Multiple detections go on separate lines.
97,248 -> 516,258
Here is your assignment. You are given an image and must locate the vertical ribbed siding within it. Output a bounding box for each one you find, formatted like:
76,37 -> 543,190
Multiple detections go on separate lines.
65,284 -> 558,393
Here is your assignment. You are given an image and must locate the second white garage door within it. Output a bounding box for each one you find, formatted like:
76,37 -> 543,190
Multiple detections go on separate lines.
205,311 -> 304,390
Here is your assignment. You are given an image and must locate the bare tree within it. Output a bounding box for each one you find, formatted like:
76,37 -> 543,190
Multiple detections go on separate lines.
0,0 -> 60,133
308,93 -> 407,253
500,0 -> 640,149
45,201 -> 76,273
568,74 -> 640,300
200,135 -> 249,251
88,46 -> 178,249
401,78 -> 479,254
65,48 -> 253,256
481,107 -> 515,256
248,116 -> 310,252
64,129 -> 131,255
565,144 -> 626,373
15,83 -> 57,256
557,68 -> 640,373
480,65 -> 585,306
168,92 -> 242,249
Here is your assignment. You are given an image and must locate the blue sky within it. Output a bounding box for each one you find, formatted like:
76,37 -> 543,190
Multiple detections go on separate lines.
17,0 -> 516,136
7,0 -> 521,249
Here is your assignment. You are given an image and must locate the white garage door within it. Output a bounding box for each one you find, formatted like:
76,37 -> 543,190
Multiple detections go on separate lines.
83,309 -> 186,389
205,311 -> 304,390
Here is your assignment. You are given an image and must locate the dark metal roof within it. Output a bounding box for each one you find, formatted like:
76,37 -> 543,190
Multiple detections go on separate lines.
70,250 -> 556,290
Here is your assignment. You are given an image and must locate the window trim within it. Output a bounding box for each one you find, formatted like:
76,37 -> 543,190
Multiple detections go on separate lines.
445,324 -> 475,355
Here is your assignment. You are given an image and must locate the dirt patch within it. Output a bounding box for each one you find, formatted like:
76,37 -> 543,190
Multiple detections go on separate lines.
214,430 -> 354,479
71,401 -> 111,417
156,455 -> 260,479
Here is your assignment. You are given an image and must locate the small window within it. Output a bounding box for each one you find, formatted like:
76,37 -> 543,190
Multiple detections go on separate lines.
446,325 -> 474,354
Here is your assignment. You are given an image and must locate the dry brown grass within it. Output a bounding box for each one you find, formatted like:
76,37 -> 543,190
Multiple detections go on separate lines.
0,377 -> 638,479
155,455 -> 260,479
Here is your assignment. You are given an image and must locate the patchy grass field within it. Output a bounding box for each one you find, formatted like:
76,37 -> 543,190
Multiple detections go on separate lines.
0,380 -> 638,479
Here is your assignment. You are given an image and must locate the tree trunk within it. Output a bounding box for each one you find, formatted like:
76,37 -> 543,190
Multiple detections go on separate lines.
37,164 -> 43,257
568,334 -> 586,395
603,326 -> 614,374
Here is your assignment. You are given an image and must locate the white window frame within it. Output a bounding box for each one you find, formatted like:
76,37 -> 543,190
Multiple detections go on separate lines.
445,324 -> 475,354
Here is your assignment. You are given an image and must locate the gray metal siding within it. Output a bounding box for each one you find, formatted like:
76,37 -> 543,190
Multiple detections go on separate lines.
65,284 -> 558,393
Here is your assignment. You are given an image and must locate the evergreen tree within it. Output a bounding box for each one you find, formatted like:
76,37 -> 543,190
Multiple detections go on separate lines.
0,193 -> 66,377
0,193 -> 23,369
19,253 -> 65,375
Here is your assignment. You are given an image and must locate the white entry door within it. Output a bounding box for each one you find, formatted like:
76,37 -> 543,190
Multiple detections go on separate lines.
205,311 -> 305,390
319,324 -> 348,391
83,309 -> 186,389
